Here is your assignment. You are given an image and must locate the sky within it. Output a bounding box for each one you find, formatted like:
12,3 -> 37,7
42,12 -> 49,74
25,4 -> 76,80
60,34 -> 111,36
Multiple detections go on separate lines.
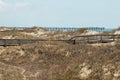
0,0 -> 120,28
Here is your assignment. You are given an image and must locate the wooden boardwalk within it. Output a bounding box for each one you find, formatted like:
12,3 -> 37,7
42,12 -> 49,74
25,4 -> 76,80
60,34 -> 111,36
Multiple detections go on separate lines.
0,34 -> 120,46
0,39 -> 75,47
70,34 -> 120,44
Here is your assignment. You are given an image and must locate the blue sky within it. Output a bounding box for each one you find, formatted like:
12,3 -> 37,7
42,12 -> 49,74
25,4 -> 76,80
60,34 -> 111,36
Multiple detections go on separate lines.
0,0 -> 120,28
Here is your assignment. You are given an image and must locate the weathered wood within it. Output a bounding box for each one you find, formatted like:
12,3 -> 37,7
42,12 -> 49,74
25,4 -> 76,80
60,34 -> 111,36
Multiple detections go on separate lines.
100,35 -> 103,42
87,37 -> 89,43
70,34 -> 120,44
0,34 -> 119,46
69,34 -> 120,40
113,35 -> 115,41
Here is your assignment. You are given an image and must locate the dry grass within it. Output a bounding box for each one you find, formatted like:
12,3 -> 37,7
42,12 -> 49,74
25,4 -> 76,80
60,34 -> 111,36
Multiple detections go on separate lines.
0,40 -> 119,80
0,27 -> 119,80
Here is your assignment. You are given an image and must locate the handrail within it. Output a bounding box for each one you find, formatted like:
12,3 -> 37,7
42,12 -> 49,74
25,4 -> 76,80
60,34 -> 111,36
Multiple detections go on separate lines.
69,34 -> 120,40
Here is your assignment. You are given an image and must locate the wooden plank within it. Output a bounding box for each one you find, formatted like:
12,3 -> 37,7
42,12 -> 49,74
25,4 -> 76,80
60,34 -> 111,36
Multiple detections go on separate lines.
0,34 -> 119,46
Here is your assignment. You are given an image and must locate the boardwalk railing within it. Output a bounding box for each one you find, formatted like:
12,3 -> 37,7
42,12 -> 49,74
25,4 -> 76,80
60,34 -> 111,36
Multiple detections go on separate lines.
69,34 -> 120,44
0,39 -> 75,47
0,34 -> 120,46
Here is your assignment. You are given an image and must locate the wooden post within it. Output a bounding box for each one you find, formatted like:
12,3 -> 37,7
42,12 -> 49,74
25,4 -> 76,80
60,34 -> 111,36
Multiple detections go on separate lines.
84,37 -> 86,43
96,35 -> 98,43
100,35 -> 102,43
73,40 -> 76,44
18,39 -> 21,46
87,37 -> 89,43
113,35 -> 115,41
118,35 -> 120,40
4,39 -> 6,47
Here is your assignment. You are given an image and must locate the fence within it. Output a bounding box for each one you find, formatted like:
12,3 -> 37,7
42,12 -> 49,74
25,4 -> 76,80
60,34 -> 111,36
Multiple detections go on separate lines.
0,34 -> 120,46
44,27 -> 108,32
